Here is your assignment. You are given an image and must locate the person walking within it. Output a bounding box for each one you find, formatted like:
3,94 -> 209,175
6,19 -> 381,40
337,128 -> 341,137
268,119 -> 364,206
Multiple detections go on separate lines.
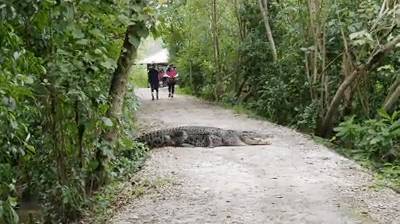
166,65 -> 178,98
148,64 -> 159,100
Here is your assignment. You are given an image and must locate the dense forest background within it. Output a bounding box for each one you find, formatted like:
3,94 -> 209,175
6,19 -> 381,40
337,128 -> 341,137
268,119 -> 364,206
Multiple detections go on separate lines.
160,0 -> 400,134
1,0 -> 400,223
158,0 -> 400,192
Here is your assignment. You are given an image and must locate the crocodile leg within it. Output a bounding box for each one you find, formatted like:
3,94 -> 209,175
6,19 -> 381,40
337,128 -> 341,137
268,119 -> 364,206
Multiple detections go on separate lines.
207,134 -> 223,148
172,130 -> 189,146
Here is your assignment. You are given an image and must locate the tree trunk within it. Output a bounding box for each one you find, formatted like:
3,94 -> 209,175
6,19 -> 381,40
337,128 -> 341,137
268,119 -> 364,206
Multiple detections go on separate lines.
339,19 -> 355,114
258,0 -> 278,62
383,83 -> 400,112
306,0 -> 329,106
318,35 -> 400,137
235,75 -> 249,99
341,53 -> 355,115
75,99 -> 85,168
233,0 -> 246,41
211,0 -> 223,99
105,23 -> 145,140
188,3 -> 194,92
384,77 -> 400,103
93,22 -> 147,188
233,0 -> 245,94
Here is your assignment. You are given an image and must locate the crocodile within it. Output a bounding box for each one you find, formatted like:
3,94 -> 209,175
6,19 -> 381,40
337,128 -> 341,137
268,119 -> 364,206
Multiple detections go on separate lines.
136,126 -> 271,148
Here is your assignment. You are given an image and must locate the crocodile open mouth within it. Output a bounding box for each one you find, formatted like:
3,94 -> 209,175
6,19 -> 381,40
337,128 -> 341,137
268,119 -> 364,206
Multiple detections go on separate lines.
239,131 -> 271,145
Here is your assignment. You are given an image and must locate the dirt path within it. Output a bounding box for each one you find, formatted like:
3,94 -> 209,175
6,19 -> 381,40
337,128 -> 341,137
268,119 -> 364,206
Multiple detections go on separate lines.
111,88 -> 399,224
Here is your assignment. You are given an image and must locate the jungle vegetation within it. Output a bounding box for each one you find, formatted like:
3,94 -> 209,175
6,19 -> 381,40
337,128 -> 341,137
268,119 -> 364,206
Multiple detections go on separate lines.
1,0 -> 400,223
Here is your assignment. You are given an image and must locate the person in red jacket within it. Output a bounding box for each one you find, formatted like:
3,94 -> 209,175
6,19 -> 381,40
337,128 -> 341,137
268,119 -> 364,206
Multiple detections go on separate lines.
166,65 -> 178,98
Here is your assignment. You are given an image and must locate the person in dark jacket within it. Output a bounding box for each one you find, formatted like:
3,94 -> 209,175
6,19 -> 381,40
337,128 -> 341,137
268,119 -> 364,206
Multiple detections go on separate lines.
148,64 -> 159,100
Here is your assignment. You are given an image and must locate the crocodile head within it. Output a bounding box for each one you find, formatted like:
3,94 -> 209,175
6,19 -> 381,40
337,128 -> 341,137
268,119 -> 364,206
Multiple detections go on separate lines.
238,131 -> 271,145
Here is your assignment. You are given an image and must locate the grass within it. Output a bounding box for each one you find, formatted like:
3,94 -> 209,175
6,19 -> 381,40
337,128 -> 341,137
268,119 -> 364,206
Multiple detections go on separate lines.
175,86 -> 191,95
130,65 -> 148,88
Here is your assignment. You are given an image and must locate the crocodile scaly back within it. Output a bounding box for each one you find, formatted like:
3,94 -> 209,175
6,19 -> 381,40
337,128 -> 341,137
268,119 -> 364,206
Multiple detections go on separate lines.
136,126 -> 271,148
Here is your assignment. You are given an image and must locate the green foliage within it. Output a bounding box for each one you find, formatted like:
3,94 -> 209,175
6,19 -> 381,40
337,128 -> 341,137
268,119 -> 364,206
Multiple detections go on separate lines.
334,110 -> 400,163
157,0 -> 400,127
130,65 -> 148,88
334,110 -> 400,189
1,0 -> 399,221
158,0 -> 313,124
295,101 -> 320,132
157,0 -> 400,190
0,0 -> 153,222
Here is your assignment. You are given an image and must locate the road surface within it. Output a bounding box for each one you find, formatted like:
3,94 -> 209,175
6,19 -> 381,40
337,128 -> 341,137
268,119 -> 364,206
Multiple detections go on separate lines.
111,87 -> 400,224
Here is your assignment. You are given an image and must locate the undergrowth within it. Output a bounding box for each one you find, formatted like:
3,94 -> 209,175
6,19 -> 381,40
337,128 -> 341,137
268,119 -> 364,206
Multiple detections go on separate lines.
331,109 -> 400,191
81,174 -> 171,223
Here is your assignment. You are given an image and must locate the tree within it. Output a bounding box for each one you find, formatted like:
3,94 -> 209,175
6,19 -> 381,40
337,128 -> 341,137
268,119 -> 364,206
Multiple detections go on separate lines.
258,0 -> 278,62
211,0 -> 223,99
94,0 -> 152,187
319,35 -> 400,137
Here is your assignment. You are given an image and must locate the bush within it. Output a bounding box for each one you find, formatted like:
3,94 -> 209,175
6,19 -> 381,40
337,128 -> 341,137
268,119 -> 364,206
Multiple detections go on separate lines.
334,110 -> 400,164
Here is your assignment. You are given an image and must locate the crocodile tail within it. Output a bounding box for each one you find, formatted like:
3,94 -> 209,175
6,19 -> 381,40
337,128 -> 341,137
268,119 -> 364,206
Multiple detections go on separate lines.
135,132 -> 158,148
136,130 -> 175,148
